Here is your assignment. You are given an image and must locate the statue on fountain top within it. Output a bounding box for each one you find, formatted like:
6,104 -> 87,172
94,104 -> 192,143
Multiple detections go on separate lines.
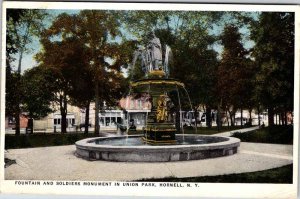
147,31 -> 163,71
132,31 -> 172,78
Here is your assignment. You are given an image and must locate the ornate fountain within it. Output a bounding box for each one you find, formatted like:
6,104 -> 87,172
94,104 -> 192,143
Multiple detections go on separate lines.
130,31 -> 187,144
75,31 -> 240,162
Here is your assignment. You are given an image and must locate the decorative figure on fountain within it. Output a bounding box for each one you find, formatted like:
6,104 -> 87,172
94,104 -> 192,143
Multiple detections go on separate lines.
132,30 -> 171,78
148,31 -> 163,72
156,94 -> 169,122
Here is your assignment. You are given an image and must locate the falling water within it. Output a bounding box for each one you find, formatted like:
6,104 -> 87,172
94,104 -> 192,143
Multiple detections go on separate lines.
125,87 -> 133,144
182,87 -> 198,134
164,45 -> 172,78
144,84 -> 151,145
176,85 -> 185,142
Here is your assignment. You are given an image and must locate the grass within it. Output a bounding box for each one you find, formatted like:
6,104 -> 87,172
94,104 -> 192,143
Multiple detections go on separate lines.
5,132 -> 97,149
137,164 -> 293,184
231,125 -> 293,144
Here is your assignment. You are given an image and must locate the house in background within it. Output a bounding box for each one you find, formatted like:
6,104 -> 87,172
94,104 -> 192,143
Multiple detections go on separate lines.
5,95 -> 151,133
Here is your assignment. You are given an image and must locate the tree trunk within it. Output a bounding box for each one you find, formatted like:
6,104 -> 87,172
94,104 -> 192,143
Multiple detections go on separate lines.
229,110 -> 235,126
94,80 -> 100,135
175,111 -> 181,132
225,110 -> 229,126
268,106 -> 274,126
18,50 -> 24,74
217,105 -> 221,132
60,94 -> 67,133
257,106 -> 261,126
15,73 -> 21,135
249,109 -> 252,126
84,101 -> 90,134
194,107 -> 198,128
240,108 -> 243,126
206,106 -> 212,128
280,113 -> 284,125
14,112 -> 20,136
284,111 -> 288,126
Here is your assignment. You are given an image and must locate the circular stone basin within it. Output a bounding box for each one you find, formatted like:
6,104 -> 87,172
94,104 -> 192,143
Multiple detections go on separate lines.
75,134 -> 240,162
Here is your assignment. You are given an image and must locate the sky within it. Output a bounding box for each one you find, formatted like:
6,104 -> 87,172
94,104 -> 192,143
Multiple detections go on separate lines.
9,9 -> 256,74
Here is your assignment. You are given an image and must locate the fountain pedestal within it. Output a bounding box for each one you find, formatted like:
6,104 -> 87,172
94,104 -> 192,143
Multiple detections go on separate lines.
132,78 -> 180,145
143,123 -> 177,144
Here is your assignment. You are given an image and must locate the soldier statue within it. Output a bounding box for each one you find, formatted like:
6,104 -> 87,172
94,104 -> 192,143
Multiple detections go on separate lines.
147,31 -> 163,71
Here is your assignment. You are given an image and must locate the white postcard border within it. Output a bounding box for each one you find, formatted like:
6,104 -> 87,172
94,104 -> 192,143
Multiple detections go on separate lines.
1,2 -> 299,198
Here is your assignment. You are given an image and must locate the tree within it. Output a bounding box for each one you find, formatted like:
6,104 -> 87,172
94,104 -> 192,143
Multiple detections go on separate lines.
38,25 -> 91,133
21,66 -> 56,127
37,11 -> 130,134
76,10 -> 131,134
250,12 -> 294,126
6,9 -> 48,135
217,24 -> 252,126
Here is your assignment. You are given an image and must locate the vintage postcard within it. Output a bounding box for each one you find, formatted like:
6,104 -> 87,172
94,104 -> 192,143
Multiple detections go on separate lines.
1,1 -> 299,198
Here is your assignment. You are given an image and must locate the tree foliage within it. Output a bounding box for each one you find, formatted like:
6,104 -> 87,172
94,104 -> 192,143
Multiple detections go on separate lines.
124,11 -> 221,127
37,11 -> 131,133
6,9 -> 48,135
217,25 -> 254,126
250,12 -> 294,126
21,67 -> 56,119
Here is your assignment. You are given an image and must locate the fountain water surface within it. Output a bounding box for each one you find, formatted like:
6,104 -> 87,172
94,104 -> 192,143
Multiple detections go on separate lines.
75,31 -> 240,162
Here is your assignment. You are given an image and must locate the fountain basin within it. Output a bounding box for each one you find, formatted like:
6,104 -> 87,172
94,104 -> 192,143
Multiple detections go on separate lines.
75,134 -> 240,162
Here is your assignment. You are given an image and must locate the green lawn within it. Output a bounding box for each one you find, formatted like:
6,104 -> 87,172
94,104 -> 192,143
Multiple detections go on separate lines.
231,125 -> 293,144
5,132 -> 97,149
137,164 -> 293,183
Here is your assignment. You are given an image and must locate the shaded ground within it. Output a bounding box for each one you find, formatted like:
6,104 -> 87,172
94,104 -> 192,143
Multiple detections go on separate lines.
138,164 -> 293,183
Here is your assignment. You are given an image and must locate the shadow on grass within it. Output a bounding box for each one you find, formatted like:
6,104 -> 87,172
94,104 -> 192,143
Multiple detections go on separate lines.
231,125 -> 293,144
137,164 -> 293,184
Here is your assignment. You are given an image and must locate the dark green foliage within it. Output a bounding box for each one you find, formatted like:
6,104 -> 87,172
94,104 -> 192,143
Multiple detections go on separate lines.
250,12 -> 294,126
21,67 -> 56,119
125,11 -> 220,112
138,164 -> 293,183
218,24 -> 254,126
232,125 -> 293,144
